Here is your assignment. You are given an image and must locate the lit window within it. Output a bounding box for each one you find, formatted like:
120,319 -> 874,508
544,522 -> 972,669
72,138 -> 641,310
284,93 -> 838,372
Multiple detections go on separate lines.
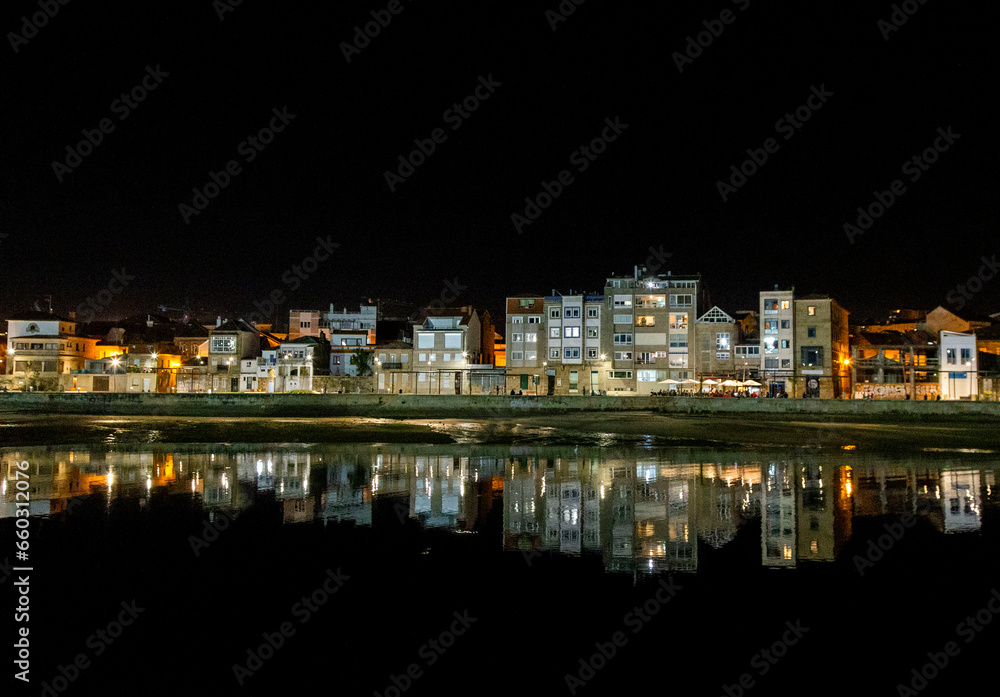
808,306 -> 816,316
780,300 -> 790,310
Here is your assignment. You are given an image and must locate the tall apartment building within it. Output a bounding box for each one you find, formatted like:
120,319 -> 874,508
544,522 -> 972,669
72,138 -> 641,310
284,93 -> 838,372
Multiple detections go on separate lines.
759,288 -> 849,397
602,267 -> 702,394
505,296 -> 544,392
543,293 -> 605,395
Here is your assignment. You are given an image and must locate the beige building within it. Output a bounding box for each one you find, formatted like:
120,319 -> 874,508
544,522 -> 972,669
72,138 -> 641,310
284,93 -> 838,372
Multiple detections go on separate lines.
6,312 -> 99,387
602,268 -> 702,394
759,289 -> 849,398
695,306 -> 738,382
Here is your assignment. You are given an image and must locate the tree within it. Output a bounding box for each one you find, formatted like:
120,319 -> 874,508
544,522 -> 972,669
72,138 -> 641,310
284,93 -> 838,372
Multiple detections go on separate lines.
350,348 -> 374,377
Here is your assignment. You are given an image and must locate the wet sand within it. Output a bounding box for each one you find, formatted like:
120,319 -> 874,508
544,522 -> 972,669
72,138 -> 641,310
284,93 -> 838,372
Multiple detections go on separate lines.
0,412 -> 995,453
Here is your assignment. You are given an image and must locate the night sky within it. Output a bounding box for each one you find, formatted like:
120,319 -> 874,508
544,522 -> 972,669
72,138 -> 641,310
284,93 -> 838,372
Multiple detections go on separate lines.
2,1 -> 997,327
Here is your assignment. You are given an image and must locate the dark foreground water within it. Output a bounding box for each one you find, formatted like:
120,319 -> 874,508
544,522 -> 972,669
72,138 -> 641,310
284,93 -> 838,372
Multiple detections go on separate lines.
3,440 -> 1000,696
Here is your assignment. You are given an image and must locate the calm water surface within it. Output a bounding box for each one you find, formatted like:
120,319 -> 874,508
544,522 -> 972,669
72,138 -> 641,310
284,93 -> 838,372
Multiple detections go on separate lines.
3,439 -> 999,695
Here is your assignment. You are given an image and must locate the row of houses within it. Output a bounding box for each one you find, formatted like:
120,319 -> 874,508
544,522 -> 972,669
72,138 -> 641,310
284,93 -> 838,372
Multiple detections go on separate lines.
2,312 -> 321,393
5,263 -> 999,398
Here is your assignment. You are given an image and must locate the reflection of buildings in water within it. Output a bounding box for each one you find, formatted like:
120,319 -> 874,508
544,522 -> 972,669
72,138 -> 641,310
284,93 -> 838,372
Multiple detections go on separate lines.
694,462 -> 759,552
411,456 -> 463,529
797,461 -> 835,562
763,461 -> 796,567
5,446 -> 1000,572
320,460 -> 371,526
942,470 -> 982,533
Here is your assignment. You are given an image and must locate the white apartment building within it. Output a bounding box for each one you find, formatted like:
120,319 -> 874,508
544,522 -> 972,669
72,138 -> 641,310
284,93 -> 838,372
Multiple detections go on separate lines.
760,288 -> 795,395
939,331 -> 977,400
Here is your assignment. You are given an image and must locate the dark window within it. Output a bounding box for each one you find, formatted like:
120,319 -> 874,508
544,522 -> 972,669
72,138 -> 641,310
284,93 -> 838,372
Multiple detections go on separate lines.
780,320 -> 790,329
801,346 -> 823,367
807,327 -> 817,338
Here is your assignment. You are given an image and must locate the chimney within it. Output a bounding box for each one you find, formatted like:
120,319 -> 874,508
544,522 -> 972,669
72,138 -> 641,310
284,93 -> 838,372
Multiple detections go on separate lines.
634,265 -> 639,281
217,315 -> 222,327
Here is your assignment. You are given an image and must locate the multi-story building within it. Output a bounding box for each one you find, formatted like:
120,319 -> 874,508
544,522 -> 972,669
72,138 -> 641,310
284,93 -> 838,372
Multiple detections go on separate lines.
373,340 -> 414,393
410,307 -> 481,394
505,296 -> 545,393
602,267 -> 702,394
542,294 -> 606,395
759,289 -> 849,398
239,339 -> 315,392
695,306 -> 739,382
289,304 -> 377,341
329,329 -> 373,375
6,311 -> 99,383
939,331 -> 977,400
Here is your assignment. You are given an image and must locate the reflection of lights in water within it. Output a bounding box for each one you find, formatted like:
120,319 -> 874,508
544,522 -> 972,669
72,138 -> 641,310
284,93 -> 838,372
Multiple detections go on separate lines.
600,484 -> 605,500
371,476 -> 378,493
267,460 -> 273,474
783,546 -> 792,560
191,479 -> 195,492
936,486 -> 941,499
146,476 -> 152,491
221,473 -> 229,489
107,468 -> 115,489
256,460 -> 263,475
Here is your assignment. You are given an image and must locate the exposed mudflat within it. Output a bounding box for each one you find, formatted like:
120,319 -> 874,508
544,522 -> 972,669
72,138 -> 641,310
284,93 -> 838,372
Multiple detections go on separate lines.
0,412 -> 995,453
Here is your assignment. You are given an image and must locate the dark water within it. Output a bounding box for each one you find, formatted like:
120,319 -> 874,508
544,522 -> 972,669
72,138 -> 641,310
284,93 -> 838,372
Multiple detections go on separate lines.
3,441 -> 999,695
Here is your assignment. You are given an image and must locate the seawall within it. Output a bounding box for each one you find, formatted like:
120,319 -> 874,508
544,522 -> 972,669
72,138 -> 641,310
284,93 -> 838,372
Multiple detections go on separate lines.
0,393 -> 998,420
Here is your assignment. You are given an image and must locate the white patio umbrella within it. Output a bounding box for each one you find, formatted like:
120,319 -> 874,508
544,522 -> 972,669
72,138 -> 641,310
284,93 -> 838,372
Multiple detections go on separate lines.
702,379 -> 720,385
720,380 -> 740,386
743,379 -> 762,386
680,378 -> 699,384
658,378 -> 680,384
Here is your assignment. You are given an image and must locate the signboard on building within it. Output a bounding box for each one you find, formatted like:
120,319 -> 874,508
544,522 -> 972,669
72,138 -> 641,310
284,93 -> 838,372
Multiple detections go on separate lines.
853,383 -> 940,399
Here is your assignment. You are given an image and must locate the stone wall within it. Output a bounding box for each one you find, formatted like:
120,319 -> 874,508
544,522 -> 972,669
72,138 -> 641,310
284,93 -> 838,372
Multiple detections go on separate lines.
0,392 -> 997,420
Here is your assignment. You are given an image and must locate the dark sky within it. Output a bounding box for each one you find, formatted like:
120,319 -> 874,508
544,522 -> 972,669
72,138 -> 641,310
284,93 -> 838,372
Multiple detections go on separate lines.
2,0 -> 997,327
